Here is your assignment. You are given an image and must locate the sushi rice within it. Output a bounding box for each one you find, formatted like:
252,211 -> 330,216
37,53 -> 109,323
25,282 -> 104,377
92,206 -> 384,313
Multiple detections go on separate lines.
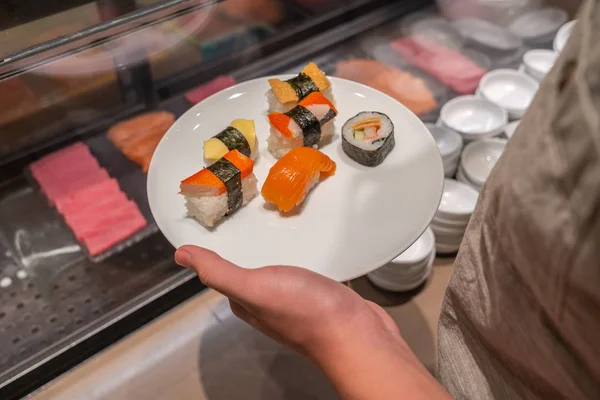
184,175 -> 258,227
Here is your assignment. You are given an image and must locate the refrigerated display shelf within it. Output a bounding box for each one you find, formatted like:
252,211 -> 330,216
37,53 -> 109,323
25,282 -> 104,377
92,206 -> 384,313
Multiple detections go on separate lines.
0,1 -> 436,398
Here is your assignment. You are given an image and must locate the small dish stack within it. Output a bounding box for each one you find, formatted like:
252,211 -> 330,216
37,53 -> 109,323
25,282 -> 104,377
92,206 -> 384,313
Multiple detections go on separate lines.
457,138 -> 507,191
426,124 -> 463,177
439,95 -> 507,142
432,179 -> 478,254
367,228 -> 435,292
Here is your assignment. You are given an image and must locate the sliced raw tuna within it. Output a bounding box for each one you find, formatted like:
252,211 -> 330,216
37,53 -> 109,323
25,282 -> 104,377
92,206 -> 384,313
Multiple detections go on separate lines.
55,179 -> 122,213
61,192 -> 128,223
66,200 -> 139,235
44,168 -> 110,203
82,212 -> 147,256
185,76 -> 236,105
391,36 -> 487,95
30,142 -> 90,171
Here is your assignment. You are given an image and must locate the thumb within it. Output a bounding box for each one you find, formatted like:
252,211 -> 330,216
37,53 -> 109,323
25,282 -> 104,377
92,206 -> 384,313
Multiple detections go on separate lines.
175,245 -> 251,302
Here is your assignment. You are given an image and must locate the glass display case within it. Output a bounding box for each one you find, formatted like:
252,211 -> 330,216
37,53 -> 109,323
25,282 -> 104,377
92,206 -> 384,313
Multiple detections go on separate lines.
0,0 -> 578,398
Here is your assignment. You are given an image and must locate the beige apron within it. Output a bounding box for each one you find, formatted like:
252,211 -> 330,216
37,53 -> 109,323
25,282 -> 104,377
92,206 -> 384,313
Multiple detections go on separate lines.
437,1 -> 600,398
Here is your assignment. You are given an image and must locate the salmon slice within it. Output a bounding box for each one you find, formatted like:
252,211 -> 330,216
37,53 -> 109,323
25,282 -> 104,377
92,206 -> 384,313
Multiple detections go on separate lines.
108,111 -> 175,149
180,149 -> 254,196
335,59 -> 437,115
261,147 -> 336,212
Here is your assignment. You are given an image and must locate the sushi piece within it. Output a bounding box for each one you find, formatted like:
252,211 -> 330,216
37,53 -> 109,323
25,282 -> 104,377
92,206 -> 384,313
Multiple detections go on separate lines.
267,92 -> 337,159
261,147 -> 336,212
180,149 -> 258,227
204,119 -> 257,162
342,112 -> 395,167
267,62 -> 334,113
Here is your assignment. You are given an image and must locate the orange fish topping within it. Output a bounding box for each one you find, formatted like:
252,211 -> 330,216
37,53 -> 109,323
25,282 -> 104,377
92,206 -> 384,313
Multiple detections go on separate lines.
261,147 -> 336,212
181,150 -> 254,195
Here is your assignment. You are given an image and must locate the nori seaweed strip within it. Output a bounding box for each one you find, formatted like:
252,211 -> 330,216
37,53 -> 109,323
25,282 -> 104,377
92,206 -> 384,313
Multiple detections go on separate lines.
321,109 -> 337,126
207,158 -> 242,213
286,72 -> 319,101
285,105 -> 321,147
341,112 -> 395,167
214,127 -> 251,158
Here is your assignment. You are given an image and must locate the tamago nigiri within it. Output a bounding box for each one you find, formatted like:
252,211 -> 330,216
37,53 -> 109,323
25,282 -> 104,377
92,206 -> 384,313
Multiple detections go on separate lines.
180,149 -> 258,227
261,147 -> 336,212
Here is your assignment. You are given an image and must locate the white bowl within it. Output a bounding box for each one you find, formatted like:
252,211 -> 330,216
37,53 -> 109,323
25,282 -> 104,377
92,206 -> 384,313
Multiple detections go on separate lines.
433,214 -> 469,229
523,49 -> 557,81
478,69 -> 539,119
367,251 -> 434,292
508,7 -> 568,42
431,222 -> 466,237
436,242 -> 461,254
454,18 -> 523,52
440,96 -> 508,139
461,138 -> 507,186
436,179 -> 479,220
388,227 -> 435,265
426,123 -> 463,159
554,20 -> 576,53
456,165 -> 482,191
434,233 -> 464,247
504,120 -> 520,139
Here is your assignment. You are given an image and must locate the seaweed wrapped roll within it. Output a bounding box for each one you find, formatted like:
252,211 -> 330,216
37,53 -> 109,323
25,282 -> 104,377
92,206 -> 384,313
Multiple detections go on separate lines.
267,62 -> 334,113
341,112 -> 395,167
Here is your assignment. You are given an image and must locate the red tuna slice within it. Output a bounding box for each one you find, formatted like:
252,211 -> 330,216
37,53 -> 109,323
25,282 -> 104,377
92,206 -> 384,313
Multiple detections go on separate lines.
30,142 -> 93,172
55,178 -> 122,214
185,76 -> 236,105
44,168 -> 110,203
60,190 -> 127,220
82,211 -> 147,256
67,200 -> 142,238
391,36 -> 486,95
32,157 -> 101,187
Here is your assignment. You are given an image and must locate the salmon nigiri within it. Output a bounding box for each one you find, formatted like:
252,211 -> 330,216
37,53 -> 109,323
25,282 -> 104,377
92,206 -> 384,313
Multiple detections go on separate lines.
180,149 -> 258,227
261,147 -> 336,212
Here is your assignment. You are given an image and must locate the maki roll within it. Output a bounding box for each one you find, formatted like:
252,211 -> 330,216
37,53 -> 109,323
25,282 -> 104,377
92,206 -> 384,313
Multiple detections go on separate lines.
262,147 -> 336,212
267,92 -> 337,159
180,149 -> 258,228
267,62 -> 334,113
342,112 -> 395,167
204,119 -> 258,163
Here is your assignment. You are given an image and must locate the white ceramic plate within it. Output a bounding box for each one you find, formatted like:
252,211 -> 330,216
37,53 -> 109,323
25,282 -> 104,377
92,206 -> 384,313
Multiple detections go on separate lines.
554,20 -> 576,53
440,96 -> 507,138
478,69 -> 539,118
461,138 -> 507,186
147,76 -> 444,282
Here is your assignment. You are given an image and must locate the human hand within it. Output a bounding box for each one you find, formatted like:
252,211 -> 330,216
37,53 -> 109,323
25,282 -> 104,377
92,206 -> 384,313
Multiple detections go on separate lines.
174,245 -> 400,365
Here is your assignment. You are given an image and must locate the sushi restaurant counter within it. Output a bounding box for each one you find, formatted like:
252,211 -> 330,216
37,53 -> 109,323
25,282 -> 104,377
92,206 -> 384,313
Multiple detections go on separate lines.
28,257 -> 454,400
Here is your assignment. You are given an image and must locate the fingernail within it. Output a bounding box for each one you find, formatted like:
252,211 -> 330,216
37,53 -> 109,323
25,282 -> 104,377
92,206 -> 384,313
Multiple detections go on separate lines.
175,249 -> 192,268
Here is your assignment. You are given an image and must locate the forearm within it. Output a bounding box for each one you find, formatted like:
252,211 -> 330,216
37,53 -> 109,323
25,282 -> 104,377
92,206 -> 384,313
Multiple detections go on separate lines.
316,335 -> 453,400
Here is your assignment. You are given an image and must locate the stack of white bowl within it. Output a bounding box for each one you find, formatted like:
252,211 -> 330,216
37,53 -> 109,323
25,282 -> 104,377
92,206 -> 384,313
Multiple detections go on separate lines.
432,179 -> 479,254
426,124 -> 463,177
367,228 -> 435,292
439,95 -> 507,142
457,138 -> 507,191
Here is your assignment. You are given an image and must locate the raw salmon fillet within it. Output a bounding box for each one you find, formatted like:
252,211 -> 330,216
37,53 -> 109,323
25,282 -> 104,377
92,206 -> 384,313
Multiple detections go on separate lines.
335,59 -> 437,115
